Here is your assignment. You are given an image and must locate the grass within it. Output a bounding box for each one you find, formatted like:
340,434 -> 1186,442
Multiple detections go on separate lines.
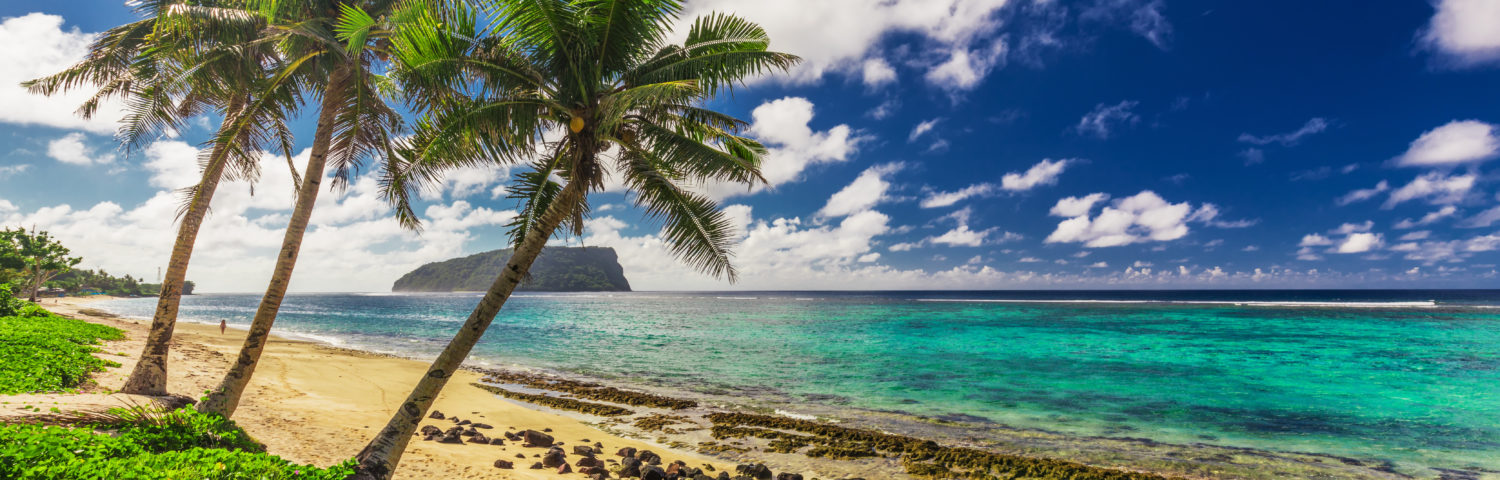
0,407 -> 353,479
0,308 -> 124,394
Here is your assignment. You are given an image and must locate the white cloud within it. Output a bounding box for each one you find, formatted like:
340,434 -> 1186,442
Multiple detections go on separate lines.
1395,205 -> 1459,229
924,38 -> 1008,91
1336,232 -> 1383,254
0,13 -> 126,134
1239,148 -> 1265,166
1331,221 -> 1374,235
921,183 -> 995,208
861,57 -> 898,87
1076,100 -> 1139,139
1045,191 -> 1211,247
2,141 -> 516,292
1335,181 -> 1388,206
1383,172 -> 1476,208
1420,0 -> 1500,68
1080,0 -> 1172,49
674,0 -> 1017,86
1237,118 -> 1329,146
1462,206 -> 1500,228
909,118 -> 940,142
1299,234 -> 1335,247
1049,193 -> 1110,218
817,162 -> 904,219
707,97 -> 864,200
1000,158 -> 1071,191
1394,120 -> 1500,167
0,164 -> 30,179
46,132 -> 115,165
1400,230 -> 1432,241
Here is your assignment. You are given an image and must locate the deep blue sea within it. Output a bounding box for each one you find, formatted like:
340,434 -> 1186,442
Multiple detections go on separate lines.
99,290 -> 1500,475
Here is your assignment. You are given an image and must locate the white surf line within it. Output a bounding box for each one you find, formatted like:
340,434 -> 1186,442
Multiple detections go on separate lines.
915,299 -> 1442,308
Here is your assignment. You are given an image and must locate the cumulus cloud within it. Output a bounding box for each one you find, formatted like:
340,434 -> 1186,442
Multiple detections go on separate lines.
673,0 -> 1018,86
817,162 -> 904,219
1394,120 -> 1500,166
1237,118 -> 1329,146
1001,158 -> 1071,191
1420,0 -> 1500,68
47,132 -> 116,166
861,57 -> 898,87
1336,233 -> 1383,254
0,13 -> 126,134
1044,191 -> 1217,247
924,38 -> 1008,91
1,141 -> 516,292
706,97 -> 864,200
1383,172 -> 1476,208
1076,100 -> 1139,139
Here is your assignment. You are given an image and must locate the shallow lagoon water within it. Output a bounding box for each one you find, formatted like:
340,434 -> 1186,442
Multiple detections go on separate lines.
100,290 -> 1500,476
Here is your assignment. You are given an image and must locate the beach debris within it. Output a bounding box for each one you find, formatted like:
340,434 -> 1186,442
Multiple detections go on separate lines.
522,429 -> 554,447
492,459 -> 513,469
428,411 -> 445,420
469,433 -> 490,444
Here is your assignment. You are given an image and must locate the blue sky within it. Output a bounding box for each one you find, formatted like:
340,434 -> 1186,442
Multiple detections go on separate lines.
2,0 -> 1500,292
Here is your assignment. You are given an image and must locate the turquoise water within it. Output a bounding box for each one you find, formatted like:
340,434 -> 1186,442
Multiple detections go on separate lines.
100,291 -> 1500,474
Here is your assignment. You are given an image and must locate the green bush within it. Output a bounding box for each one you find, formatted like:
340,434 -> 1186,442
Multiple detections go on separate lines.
0,311 -> 124,394
0,409 -> 354,479
0,283 -> 23,317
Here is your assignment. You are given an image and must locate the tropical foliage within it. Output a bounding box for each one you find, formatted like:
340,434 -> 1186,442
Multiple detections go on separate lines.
0,408 -> 353,479
0,308 -> 123,394
47,269 -> 196,297
0,229 -> 82,303
351,0 -> 797,476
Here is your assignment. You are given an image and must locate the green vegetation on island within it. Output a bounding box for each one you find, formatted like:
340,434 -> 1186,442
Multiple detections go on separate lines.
392,247 -> 632,292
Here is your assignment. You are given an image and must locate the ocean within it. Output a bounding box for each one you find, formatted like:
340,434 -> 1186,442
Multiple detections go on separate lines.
98,290 -> 1500,477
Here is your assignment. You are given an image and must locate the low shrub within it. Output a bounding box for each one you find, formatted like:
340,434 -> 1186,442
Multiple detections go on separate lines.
0,408 -> 353,479
0,311 -> 124,394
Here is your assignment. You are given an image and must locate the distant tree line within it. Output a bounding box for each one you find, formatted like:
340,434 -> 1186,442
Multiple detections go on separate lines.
0,227 -> 192,300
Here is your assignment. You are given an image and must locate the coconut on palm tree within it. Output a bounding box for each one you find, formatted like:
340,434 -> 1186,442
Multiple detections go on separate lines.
350,1 -> 797,477
24,0 -> 301,396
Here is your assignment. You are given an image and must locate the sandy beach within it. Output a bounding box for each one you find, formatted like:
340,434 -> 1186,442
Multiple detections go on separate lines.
9,296 -> 738,479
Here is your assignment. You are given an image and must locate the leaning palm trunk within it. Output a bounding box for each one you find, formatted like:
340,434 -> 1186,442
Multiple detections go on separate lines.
120,101 -> 245,396
197,74 -> 346,417
350,179 -> 587,480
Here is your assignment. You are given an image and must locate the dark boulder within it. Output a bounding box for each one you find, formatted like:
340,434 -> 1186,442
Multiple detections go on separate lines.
493,459 -> 513,469
472,423 -> 493,429
488,437 -> 505,445
580,466 -> 608,476
638,450 -> 661,465
419,425 -> 443,436
640,465 -> 666,480
444,426 -> 465,436
577,457 -> 604,468
775,474 -> 803,480
504,431 -> 521,441
558,463 -> 573,474
573,445 -> 596,456
522,429 -> 555,447
616,446 -> 637,458
428,411 -> 445,420
736,464 -> 772,480
530,462 -> 545,469
438,432 -> 464,444
461,427 -> 479,436
469,433 -> 490,444
542,449 -> 567,468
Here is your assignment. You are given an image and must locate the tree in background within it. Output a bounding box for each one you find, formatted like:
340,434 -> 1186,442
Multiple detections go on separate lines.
350,0 -> 797,476
0,228 -> 82,302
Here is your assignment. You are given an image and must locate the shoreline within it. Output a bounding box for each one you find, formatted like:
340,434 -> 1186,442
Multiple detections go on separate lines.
37,296 -> 1480,480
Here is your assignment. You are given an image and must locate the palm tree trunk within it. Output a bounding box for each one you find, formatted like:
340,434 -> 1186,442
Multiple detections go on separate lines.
120,100 -> 246,396
196,74 -> 346,417
350,178 -> 588,480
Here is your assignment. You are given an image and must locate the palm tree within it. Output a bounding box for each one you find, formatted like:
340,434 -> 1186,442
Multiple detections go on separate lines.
194,0 -> 430,417
350,1 -> 797,477
24,0 -> 299,395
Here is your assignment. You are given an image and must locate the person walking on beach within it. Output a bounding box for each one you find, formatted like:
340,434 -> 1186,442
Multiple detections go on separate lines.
220,319 -> 226,335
